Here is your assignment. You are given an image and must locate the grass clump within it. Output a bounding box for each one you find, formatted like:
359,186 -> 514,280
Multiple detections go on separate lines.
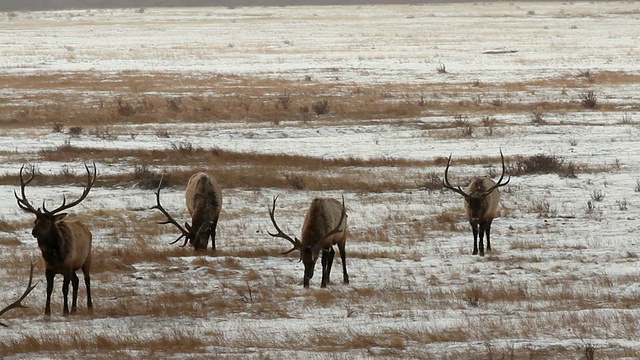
510,154 -> 577,178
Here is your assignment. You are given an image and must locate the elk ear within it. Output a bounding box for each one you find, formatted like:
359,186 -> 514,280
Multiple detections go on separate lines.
54,213 -> 68,221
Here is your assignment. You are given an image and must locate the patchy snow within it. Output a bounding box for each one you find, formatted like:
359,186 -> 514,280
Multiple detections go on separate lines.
1,2 -> 640,359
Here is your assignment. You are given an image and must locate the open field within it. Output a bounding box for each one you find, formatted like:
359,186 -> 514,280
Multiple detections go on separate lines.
1,2 -> 640,359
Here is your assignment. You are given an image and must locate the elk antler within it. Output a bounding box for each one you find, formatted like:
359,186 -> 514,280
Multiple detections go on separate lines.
0,260 -> 39,327
268,195 -> 301,255
14,164 -> 40,215
442,154 -> 471,198
150,177 -> 191,247
481,149 -> 511,196
41,162 -> 97,215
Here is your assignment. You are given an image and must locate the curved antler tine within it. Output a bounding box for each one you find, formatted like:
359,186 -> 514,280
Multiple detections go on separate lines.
442,153 -> 470,197
151,176 -> 192,246
267,195 -> 300,251
45,162 -> 96,215
0,260 -> 40,327
482,149 -> 511,196
14,164 -> 39,214
281,247 -> 298,255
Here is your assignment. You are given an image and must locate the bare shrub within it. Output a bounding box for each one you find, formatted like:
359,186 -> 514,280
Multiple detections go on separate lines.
171,140 -> 194,153
436,62 -> 447,74
116,98 -> 136,117
530,112 -> 546,125
52,122 -> 64,133
132,165 -> 164,189
417,175 -> 442,192
481,115 -> 497,136
285,173 -> 306,190
155,129 -> 170,138
67,126 -> 83,136
616,199 -> 628,211
620,113 -> 633,124
91,126 -> 118,140
581,91 -> 598,108
569,138 -> 578,146
510,154 -> 576,178
491,99 -> 503,107
166,97 -> 183,112
577,69 -> 595,82
590,190 -> 605,202
463,286 -> 482,307
277,92 -> 291,110
312,99 -> 330,115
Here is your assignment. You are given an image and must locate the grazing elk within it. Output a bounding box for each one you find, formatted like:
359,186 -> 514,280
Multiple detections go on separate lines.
268,195 -> 348,288
14,163 -> 96,315
442,150 -> 510,256
151,172 -> 222,251
0,261 -> 38,327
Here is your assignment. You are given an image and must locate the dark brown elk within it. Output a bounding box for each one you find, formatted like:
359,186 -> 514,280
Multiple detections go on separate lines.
151,172 -> 222,251
0,261 -> 38,327
268,195 -> 348,288
442,150 -> 510,256
14,163 -> 96,315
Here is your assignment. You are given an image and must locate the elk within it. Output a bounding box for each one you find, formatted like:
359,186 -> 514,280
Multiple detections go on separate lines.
151,172 -> 222,251
442,150 -> 510,256
268,195 -> 348,288
0,261 -> 39,327
14,163 -> 96,315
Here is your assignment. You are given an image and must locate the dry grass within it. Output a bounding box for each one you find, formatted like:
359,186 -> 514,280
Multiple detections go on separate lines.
1,70 -> 638,130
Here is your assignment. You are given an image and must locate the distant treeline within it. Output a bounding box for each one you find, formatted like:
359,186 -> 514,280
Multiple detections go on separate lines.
0,0 -> 577,12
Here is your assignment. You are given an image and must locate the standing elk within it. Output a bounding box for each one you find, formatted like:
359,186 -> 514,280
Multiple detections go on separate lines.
442,150 -> 510,256
14,163 -> 96,315
151,172 -> 222,251
268,195 -> 348,288
0,261 -> 38,327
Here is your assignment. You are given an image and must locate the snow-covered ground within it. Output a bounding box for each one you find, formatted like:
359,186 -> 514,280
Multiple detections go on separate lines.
1,2 -> 640,359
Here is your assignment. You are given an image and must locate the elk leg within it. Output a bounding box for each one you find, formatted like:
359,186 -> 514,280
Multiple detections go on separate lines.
338,242 -> 349,284
210,218 -> 219,251
62,275 -> 71,315
83,267 -> 93,312
478,222 -> 487,256
326,247 -> 335,285
45,269 -> 55,316
320,248 -> 333,288
70,272 -> 79,313
470,223 -> 479,255
485,219 -> 493,252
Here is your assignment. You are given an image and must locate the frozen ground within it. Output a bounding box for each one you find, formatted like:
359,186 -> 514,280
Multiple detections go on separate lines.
1,2 -> 640,359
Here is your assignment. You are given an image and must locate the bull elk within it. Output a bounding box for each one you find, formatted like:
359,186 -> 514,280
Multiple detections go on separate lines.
442,150 -> 510,256
268,195 -> 348,288
0,261 -> 39,327
151,172 -> 222,251
14,163 -> 96,315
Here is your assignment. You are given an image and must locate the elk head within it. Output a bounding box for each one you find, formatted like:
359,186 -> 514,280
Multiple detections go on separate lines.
151,178 -> 211,249
14,163 -> 97,241
0,261 -> 39,327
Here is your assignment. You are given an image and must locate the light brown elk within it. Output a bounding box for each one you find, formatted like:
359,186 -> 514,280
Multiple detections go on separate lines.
442,150 -> 510,256
14,163 -> 96,315
268,195 -> 348,288
0,261 -> 38,327
151,172 -> 222,251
